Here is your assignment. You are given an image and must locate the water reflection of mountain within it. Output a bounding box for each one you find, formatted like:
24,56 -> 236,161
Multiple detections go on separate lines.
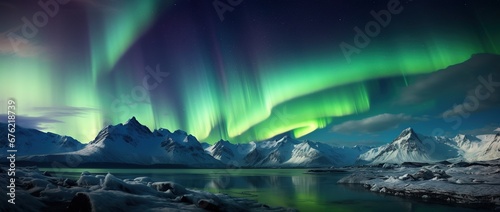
49,169 -> 475,211
204,174 -> 316,190
195,171 -> 326,207
145,171 -> 324,197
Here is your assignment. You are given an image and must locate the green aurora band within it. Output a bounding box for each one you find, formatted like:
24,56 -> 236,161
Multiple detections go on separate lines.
104,36 -> 499,144
1,1 -> 499,144
88,0 -> 169,82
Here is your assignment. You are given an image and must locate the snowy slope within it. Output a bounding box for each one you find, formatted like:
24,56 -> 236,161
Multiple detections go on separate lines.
22,117 -> 223,167
358,128 -> 434,164
205,139 -> 253,165
481,134 -> 500,160
461,133 -> 500,161
11,116 -> 497,167
358,128 -> 500,164
205,135 -> 370,167
0,123 -> 84,156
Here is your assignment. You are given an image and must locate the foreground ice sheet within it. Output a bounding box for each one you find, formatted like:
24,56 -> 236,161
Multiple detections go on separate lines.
337,160 -> 500,209
0,167 -> 295,212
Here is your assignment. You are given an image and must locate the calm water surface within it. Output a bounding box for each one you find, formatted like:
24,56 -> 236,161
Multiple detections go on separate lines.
40,168 -> 487,212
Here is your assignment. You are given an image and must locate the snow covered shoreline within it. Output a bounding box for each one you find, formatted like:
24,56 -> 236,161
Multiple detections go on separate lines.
337,160 -> 500,210
0,167 -> 296,212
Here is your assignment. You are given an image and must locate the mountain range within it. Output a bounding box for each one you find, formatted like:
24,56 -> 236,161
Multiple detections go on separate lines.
1,118 -> 499,167
19,117 -> 222,167
0,123 -> 83,156
205,135 -> 371,167
357,128 -> 500,164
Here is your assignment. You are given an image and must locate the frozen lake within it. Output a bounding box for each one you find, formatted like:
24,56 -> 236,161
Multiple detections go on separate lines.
40,168 -> 488,211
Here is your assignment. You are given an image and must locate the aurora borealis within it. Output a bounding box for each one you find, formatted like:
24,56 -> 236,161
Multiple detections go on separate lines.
1,0 -> 500,144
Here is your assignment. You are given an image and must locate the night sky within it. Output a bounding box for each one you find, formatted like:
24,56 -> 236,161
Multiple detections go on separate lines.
1,0 -> 499,145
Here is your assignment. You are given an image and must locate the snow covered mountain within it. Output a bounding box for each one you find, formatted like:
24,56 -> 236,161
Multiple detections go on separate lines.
0,123 -> 84,156
458,133 -> 500,162
357,128 -> 500,164
10,117 -> 498,167
22,117 -> 223,167
14,118 -> 368,168
205,135 -> 370,167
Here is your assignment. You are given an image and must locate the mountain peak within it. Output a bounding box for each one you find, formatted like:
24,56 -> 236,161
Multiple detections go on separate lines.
402,127 -> 415,134
125,116 -> 140,125
154,128 -> 171,137
393,127 -> 420,143
217,139 -> 230,144
123,116 -> 151,134
173,129 -> 188,136
213,139 -> 232,149
454,134 -> 480,143
400,127 -> 417,136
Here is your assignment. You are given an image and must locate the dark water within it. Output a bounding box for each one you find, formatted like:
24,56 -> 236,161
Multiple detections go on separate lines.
40,168 -> 488,212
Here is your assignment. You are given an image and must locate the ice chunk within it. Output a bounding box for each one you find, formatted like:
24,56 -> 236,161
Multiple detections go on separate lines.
77,175 -> 104,186
412,168 -> 434,180
101,173 -> 161,196
134,177 -> 153,183
151,181 -> 188,195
